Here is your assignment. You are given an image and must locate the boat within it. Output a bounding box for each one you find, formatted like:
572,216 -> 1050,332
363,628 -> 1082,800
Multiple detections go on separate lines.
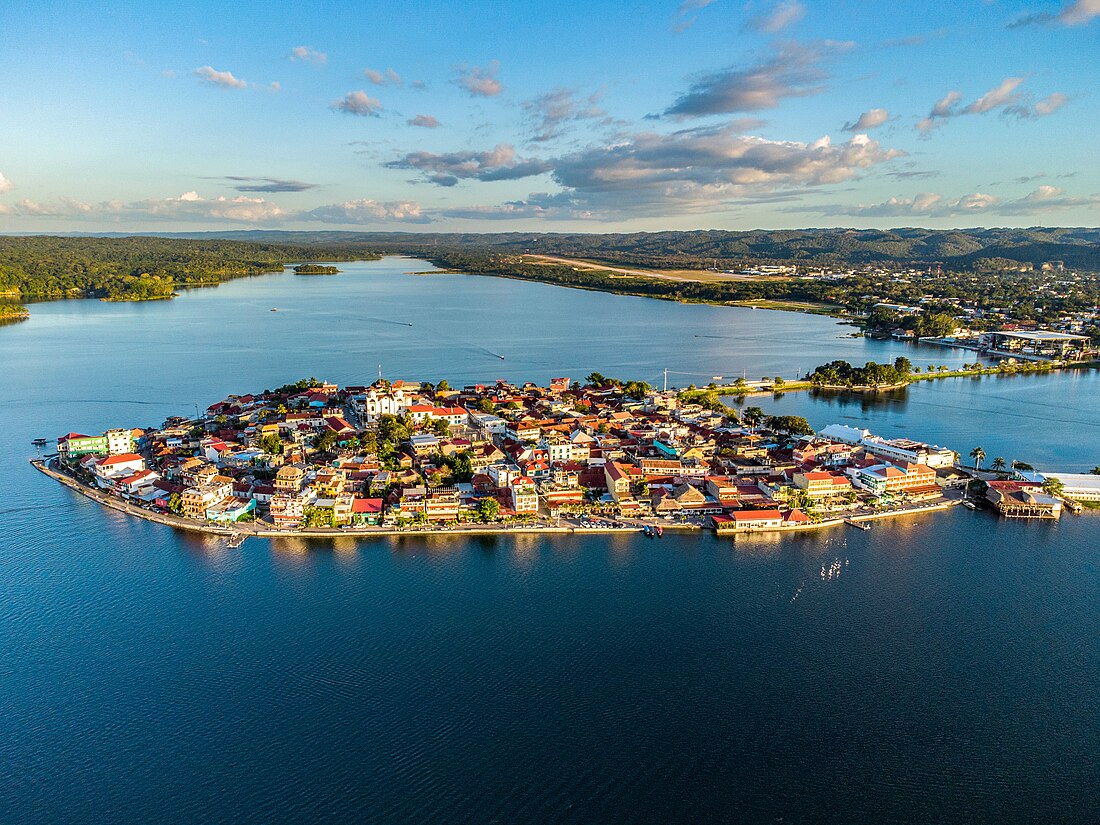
270,308 -> 278,312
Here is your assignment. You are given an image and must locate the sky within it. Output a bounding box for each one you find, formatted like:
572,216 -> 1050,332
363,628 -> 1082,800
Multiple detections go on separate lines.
0,0 -> 1097,232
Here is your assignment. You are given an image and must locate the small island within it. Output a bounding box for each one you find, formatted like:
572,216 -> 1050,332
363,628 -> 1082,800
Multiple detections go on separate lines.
294,264 -> 342,275
35,371 -> 1052,543
0,302 -> 30,324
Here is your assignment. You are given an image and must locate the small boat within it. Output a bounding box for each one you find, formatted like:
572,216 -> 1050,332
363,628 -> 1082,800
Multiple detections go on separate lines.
270,308 -> 278,312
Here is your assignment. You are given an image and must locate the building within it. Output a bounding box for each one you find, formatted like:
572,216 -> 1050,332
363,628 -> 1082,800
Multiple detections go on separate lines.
274,464 -> 306,494
731,509 -> 785,532
356,386 -> 412,422
510,477 -> 539,513
270,494 -> 305,528
983,330 -> 1091,359
986,481 -> 1063,519
93,453 -> 146,487
860,436 -> 955,468
1034,472 -> 1100,502
793,470 -> 853,499
181,482 -> 232,519
105,428 -> 135,455
58,433 -> 108,462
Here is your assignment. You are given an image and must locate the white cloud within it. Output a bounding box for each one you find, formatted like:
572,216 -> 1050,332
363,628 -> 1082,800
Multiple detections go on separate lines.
0,191 -> 430,225
665,41 -> 853,118
1011,0 -> 1100,26
916,78 -> 1063,134
796,186 -> 1100,217
407,114 -> 442,128
364,67 -> 402,86
300,199 -> 429,224
332,91 -> 383,116
963,76 -> 1024,114
842,108 -> 890,131
193,66 -> 248,89
454,62 -> 503,97
290,46 -> 327,64
0,172 -> 13,194
743,1 -> 806,33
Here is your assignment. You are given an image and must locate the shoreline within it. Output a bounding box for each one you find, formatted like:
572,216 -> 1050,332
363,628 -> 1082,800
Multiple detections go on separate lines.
32,459 -> 960,541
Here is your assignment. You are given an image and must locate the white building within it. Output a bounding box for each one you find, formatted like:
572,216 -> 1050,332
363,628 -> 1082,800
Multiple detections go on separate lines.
356,387 -> 412,422
105,428 -> 135,455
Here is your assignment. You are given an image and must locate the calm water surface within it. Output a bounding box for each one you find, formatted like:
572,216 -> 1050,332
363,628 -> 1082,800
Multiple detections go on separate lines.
1,258 -> 1098,823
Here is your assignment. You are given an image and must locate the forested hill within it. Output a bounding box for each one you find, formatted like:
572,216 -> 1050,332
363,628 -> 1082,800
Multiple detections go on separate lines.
0,236 -> 376,302
147,227 -> 1100,271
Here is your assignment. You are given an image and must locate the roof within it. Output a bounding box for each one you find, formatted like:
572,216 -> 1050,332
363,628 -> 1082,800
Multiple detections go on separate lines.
351,497 -> 384,513
99,453 -> 144,466
733,509 -> 784,522
992,330 -> 1089,342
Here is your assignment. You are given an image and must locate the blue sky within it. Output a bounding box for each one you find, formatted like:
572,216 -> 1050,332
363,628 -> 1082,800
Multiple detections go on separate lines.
1,0 -> 1097,231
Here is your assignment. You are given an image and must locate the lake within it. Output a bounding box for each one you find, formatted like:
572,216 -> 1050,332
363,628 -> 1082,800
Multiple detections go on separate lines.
1,257 -> 1098,823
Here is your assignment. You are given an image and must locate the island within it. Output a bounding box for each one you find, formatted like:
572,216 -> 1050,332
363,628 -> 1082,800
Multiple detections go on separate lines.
40,371 -> 1077,543
293,264 -> 342,275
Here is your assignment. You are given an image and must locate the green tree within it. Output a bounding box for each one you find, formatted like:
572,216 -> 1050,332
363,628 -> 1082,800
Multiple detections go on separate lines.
893,356 -> 912,375
259,433 -> 284,455
991,457 -> 1006,472
315,430 -> 337,453
1041,477 -> 1065,498
1090,467 -> 1100,476
741,406 -> 765,431
477,497 -> 500,523
765,415 -> 814,436
970,446 -> 986,471
475,398 -> 495,414
167,492 -> 182,514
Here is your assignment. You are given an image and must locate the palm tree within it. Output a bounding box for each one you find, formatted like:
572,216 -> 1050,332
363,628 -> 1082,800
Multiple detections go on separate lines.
970,446 -> 986,471
991,457 -> 1006,472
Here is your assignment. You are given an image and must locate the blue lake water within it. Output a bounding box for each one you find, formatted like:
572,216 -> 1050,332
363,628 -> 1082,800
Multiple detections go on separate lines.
1,257 -> 1098,823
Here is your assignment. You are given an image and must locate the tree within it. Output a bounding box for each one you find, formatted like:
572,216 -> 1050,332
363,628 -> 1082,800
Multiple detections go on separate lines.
1091,467 -> 1100,476
1041,477 -> 1065,498
430,418 -> 451,436
741,406 -> 765,431
475,398 -> 495,414
970,446 -> 986,471
773,376 -> 785,386
259,433 -> 284,455
436,379 -> 450,393
315,430 -> 337,453
765,415 -> 814,436
167,492 -> 182,514
479,497 -> 501,524
991,457 -> 1006,472
893,356 -> 912,375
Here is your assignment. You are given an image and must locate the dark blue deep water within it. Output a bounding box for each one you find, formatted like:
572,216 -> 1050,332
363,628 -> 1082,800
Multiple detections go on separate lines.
2,259 -> 1098,823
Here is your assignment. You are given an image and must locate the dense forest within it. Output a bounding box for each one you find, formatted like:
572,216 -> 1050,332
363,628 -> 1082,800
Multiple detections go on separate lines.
0,236 -> 376,303
165,228 -> 1100,272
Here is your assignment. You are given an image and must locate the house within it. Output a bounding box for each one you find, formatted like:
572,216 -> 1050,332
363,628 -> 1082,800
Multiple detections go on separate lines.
105,428 -> 135,455
350,497 -> 384,525
274,464 -> 306,494
94,453 -> 146,487
206,497 -> 256,523
604,461 -> 633,503
986,481 -> 1062,519
793,471 -> 853,499
116,468 -> 159,496
270,494 -> 306,528
180,481 -> 233,519
731,509 -> 785,531
510,477 -> 539,513
58,433 -> 108,462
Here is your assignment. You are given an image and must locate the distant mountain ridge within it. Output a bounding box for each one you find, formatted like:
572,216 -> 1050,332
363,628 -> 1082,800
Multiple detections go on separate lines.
97,228 -> 1100,271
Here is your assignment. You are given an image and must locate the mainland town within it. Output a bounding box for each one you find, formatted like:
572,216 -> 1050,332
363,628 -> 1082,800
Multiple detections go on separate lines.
35,371 -> 1100,539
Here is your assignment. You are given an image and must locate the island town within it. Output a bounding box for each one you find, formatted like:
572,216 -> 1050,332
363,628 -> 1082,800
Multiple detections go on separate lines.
33,372 -> 1098,540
